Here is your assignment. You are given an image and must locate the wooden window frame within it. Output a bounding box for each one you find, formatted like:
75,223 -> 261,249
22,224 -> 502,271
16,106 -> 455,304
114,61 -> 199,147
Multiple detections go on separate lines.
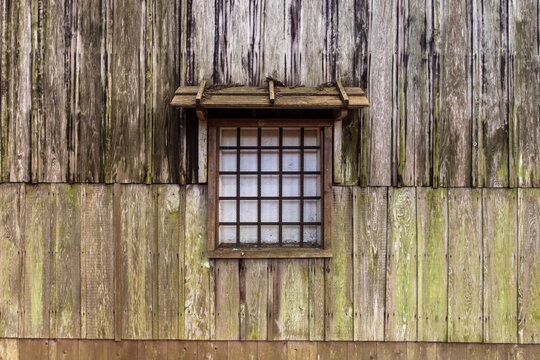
207,118 -> 333,259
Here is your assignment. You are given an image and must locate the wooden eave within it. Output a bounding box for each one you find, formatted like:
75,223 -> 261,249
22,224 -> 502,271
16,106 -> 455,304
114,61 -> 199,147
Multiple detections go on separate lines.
171,83 -> 370,109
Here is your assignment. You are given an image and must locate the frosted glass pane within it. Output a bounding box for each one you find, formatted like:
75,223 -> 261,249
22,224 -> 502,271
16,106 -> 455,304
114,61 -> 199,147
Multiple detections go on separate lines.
283,150 -> 300,171
283,128 -> 300,146
239,175 -> 257,196
304,175 -> 320,196
261,128 -> 279,146
261,226 -> 279,244
220,128 -> 237,146
261,150 -> 279,171
282,175 -> 300,196
240,128 -> 258,146
282,200 -> 300,222
261,200 -> 279,222
219,226 -> 236,244
304,200 -> 320,222
240,200 -> 258,222
261,175 -> 279,197
304,128 -> 319,146
283,226 -> 300,243
219,175 -> 236,196
240,226 -> 257,243
304,150 -> 320,171
220,150 -> 237,171
303,226 -> 321,244
240,150 -> 257,171
219,200 -> 236,222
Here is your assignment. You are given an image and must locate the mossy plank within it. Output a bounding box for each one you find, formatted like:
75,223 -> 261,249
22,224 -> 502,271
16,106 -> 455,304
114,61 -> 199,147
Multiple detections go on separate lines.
353,187 -> 387,341
385,187 -> 417,341
448,188 -> 483,342
241,259 -> 268,340
334,111 -> 359,185
214,259 -> 239,340
184,185 -> 210,339
81,185 -> 114,339
308,258 -> 325,341
417,188 -> 448,341
120,185 -> 154,339
110,0 -> 146,182
272,260 -> 309,340
518,189 -> 540,343
325,187 -> 353,340
483,189 -> 517,343
156,185 -> 182,339
0,339 -> 18,360
53,184 -> 81,338
0,184 -> 21,337
23,185 -> 54,338
435,0 -> 473,186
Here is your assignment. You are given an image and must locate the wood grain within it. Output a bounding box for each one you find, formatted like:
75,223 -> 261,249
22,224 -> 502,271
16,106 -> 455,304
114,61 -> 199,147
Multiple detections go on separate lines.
241,260 -> 267,340
215,260 -> 239,340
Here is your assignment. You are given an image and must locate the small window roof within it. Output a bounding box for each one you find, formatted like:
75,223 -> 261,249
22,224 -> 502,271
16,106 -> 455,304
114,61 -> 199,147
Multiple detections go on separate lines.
171,80 -> 369,109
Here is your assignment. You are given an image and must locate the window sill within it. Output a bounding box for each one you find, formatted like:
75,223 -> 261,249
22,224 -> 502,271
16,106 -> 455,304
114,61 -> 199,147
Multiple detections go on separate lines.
207,247 -> 333,259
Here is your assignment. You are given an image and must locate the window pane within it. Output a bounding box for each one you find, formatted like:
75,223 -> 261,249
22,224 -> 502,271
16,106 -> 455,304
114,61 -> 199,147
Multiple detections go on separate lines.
304,128 -> 319,146
261,150 -> 279,171
261,200 -> 279,222
304,175 -> 320,196
283,128 -> 300,146
239,175 -> 257,197
240,150 -> 258,171
261,128 -> 279,146
220,128 -> 237,146
303,226 -> 321,244
240,200 -> 257,222
240,128 -> 258,146
283,150 -> 300,171
220,150 -> 237,171
219,226 -> 236,244
283,225 -> 300,243
282,200 -> 300,222
304,150 -> 320,171
240,226 -> 258,243
219,175 -> 236,196
304,200 -> 320,222
261,225 -> 279,243
282,175 -> 300,196
219,200 -> 236,222
261,175 -> 279,197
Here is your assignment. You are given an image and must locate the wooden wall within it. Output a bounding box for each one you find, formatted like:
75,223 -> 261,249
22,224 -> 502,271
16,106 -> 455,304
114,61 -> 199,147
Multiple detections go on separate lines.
0,0 -> 539,186
0,184 -> 539,344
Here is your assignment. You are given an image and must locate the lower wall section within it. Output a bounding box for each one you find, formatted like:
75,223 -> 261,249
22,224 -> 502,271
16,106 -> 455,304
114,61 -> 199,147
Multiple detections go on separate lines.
1,339 -> 540,360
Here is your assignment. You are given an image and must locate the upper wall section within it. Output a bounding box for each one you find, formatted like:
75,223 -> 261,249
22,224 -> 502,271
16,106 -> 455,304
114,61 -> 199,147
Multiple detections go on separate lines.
0,0 -> 538,186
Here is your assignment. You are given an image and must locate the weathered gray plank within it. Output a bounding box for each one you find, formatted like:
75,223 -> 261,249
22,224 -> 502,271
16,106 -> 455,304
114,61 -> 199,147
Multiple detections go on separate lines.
215,260 -> 239,340
260,0 -> 288,82
53,184 -> 81,338
483,189 -> 517,343
386,187 -> 417,341
434,0 -> 473,187
81,185 -> 114,339
184,185 -> 210,339
299,0 -> 325,85
518,189 -> 540,343
417,188 -> 448,341
335,0 -> 356,85
186,1 -> 214,84
448,188 -> 483,342
353,187 -> 387,341
120,185 -> 154,339
241,260 -> 267,340
0,184 -> 21,337
110,0 -> 147,182
509,0 -> 540,187
326,187 -> 354,340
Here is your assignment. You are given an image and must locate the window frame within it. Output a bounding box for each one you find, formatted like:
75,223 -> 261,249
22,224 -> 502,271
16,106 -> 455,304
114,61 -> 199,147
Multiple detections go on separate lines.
207,118 -> 333,259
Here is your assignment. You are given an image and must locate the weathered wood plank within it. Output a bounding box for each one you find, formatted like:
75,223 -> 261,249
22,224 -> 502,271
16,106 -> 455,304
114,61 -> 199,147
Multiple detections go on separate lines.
406,342 -> 437,360
347,341 -> 377,360
23,185 -> 54,338
184,185 -> 210,339
386,187 -> 417,341
186,1 -> 214,84
334,111 -> 359,185
434,0 -> 473,187
257,341 -> 286,360
260,0 -> 288,82
197,341 -> 227,360
54,340 -> 79,360
299,0 -> 325,85
308,259 -> 325,341
417,188 -> 448,341
483,189 -> 518,343
110,0 -> 147,182
0,339 -> 18,360
228,341 -> 257,360
70,0 -> 107,182
509,0 -> 540,187
166,340 -> 198,360
317,342 -> 347,360
378,342 -> 407,360
215,260 -> 239,340
53,184 -> 81,338
353,187 -> 387,341
241,260 -> 267,340
272,260 -> 309,340
518,189 -> 540,343
438,343 -> 468,360
18,339 -> 49,360
156,185 -> 182,339
448,188 -> 483,342
287,341 -> 317,360
335,1 -> 356,85
0,184 -> 21,337
325,187 -> 353,340
466,343 -> 499,360
81,185 -> 114,339
120,185 -> 154,339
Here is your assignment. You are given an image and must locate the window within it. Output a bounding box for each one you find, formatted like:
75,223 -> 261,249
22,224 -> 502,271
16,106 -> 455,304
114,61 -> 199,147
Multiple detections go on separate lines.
207,119 -> 333,258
